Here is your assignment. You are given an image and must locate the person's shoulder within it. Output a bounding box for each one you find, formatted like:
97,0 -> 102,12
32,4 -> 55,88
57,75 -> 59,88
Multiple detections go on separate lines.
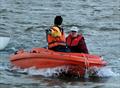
77,33 -> 84,39
51,26 -> 59,30
78,33 -> 84,37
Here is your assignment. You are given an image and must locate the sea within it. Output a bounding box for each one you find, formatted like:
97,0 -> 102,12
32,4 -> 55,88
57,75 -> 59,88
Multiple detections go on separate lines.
0,0 -> 120,88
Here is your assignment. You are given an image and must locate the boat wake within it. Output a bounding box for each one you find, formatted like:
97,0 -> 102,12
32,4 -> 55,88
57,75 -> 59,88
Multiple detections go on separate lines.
6,65 -> 120,78
7,66 -> 69,77
89,67 -> 120,77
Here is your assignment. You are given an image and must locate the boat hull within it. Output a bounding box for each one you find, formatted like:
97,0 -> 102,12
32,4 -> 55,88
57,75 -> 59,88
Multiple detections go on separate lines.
10,48 -> 106,76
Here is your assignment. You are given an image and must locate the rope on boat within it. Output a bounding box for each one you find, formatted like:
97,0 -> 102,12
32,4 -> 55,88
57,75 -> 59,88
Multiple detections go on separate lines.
83,54 -> 89,78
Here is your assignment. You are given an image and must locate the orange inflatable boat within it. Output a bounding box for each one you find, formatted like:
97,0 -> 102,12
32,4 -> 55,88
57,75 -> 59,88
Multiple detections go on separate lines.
10,48 -> 106,77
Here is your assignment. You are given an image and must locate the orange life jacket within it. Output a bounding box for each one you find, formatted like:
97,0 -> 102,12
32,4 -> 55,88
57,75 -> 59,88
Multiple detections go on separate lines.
47,26 -> 66,48
66,34 -> 83,46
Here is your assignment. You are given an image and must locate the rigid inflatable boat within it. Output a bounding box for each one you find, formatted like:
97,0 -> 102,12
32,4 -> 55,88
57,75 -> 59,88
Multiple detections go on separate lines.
10,48 -> 106,77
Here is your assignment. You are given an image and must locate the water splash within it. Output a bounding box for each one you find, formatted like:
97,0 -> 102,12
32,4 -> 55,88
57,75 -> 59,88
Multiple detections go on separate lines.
84,69 -> 89,78
6,65 -> 120,78
0,36 -> 10,50
7,66 -> 69,77
89,67 -> 120,77
28,66 -> 70,77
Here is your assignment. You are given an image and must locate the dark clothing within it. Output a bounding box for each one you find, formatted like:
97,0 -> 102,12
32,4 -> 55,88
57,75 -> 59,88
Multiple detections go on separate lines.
66,34 -> 89,54
49,45 -> 70,52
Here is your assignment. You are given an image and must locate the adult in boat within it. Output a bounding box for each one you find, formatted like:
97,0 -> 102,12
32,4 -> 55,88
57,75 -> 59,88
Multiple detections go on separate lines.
46,16 -> 70,52
66,26 -> 89,54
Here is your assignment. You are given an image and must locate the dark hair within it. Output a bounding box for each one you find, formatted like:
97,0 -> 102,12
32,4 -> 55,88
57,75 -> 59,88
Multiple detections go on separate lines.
54,16 -> 63,25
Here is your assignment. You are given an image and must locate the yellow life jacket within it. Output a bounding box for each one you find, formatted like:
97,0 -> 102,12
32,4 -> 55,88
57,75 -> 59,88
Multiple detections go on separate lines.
47,26 -> 66,48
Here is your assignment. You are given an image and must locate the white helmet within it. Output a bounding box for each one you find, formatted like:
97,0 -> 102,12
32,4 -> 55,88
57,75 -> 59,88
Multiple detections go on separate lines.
70,26 -> 79,32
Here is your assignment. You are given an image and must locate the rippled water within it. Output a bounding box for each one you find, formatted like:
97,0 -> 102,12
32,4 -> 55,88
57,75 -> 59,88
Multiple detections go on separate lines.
0,0 -> 120,88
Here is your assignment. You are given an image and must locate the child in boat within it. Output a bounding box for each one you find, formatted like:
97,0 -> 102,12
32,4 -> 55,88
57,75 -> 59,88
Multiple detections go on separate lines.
66,26 -> 89,54
46,16 -> 70,52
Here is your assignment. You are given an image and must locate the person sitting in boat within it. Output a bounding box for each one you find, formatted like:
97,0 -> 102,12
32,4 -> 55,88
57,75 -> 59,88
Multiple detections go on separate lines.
46,16 -> 70,52
66,26 -> 89,54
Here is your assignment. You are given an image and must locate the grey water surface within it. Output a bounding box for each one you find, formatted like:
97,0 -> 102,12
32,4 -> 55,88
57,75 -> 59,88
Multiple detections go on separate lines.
0,0 -> 120,88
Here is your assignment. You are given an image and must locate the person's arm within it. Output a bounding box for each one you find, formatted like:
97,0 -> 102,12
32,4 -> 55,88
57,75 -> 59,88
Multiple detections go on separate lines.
78,36 -> 89,54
